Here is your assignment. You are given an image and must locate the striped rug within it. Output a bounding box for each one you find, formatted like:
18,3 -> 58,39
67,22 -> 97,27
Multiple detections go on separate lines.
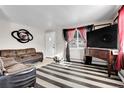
35,62 -> 124,88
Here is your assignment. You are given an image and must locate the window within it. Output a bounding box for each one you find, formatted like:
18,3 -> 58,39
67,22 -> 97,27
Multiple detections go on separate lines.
69,30 -> 86,48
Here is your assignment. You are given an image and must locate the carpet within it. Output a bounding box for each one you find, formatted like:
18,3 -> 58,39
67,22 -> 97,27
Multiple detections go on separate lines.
35,61 -> 124,88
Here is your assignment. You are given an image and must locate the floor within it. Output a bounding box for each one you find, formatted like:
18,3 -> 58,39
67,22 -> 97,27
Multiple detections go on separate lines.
34,58 -> 124,88
30,58 -> 54,68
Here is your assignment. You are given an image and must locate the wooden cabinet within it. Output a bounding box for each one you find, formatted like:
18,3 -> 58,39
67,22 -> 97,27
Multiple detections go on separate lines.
84,47 -> 118,77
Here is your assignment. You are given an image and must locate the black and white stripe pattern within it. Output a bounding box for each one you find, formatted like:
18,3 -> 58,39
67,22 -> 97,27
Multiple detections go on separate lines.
35,62 -> 124,88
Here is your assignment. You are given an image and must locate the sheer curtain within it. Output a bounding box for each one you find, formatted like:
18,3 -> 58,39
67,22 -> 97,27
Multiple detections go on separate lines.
116,6 -> 124,70
78,27 -> 87,47
78,27 -> 86,41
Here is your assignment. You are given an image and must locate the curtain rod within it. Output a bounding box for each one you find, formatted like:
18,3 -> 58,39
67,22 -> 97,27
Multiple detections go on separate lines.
63,23 -> 111,30
64,22 -> 113,30
94,23 -> 111,27
113,16 -> 118,23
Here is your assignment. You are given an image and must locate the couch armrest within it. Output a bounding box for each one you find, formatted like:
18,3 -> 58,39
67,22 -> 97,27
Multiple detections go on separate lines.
36,52 -> 43,55
36,52 -> 43,57
36,52 -> 43,62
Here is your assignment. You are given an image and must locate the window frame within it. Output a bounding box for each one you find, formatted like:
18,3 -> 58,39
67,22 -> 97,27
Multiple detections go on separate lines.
69,29 -> 86,49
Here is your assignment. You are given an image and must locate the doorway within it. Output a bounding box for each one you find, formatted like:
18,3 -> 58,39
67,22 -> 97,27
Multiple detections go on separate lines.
45,31 -> 56,58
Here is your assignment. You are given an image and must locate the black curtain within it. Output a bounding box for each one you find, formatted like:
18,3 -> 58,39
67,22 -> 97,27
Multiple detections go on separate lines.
63,29 -> 68,41
63,29 -> 71,61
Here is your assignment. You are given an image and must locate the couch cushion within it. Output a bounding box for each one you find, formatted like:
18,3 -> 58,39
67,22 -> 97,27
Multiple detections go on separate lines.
0,58 -> 6,75
0,59 -> 3,75
5,63 -> 32,74
15,55 -> 33,63
1,57 -> 18,68
26,48 -> 36,55
16,49 -> 27,56
0,50 -> 16,57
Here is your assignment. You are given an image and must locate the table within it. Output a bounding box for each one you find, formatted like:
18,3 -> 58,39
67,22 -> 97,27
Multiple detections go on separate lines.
84,47 -> 118,77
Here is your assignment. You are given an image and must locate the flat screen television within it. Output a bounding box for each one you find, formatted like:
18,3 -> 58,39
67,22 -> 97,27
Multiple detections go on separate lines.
87,24 -> 118,49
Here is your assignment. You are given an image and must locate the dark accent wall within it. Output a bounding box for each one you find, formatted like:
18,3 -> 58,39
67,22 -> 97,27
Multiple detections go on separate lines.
87,24 -> 118,49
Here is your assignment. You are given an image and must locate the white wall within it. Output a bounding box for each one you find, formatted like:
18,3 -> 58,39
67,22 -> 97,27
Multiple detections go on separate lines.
9,22 -> 45,52
0,20 -> 45,52
55,28 -> 65,58
0,20 -> 10,49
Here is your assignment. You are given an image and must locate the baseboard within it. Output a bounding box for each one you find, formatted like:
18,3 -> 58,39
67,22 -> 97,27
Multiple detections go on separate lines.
45,57 -> 53,59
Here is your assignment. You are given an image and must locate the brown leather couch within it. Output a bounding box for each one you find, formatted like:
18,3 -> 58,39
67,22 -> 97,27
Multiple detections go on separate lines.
0,57 -> 36,88
0,48 -> 43,63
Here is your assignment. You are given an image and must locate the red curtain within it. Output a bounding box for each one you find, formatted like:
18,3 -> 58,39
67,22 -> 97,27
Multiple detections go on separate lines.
67,29 -> 76,42
116,6 -> 124,70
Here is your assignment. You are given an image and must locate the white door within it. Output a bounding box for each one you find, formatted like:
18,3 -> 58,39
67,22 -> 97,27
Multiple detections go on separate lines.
45,31 -> 56,58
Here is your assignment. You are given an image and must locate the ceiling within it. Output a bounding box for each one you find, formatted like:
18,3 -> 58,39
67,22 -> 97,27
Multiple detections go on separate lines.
0,5 -> 120,30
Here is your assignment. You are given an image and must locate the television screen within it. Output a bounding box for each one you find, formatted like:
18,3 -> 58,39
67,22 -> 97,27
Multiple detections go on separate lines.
87,24 -> 118,49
